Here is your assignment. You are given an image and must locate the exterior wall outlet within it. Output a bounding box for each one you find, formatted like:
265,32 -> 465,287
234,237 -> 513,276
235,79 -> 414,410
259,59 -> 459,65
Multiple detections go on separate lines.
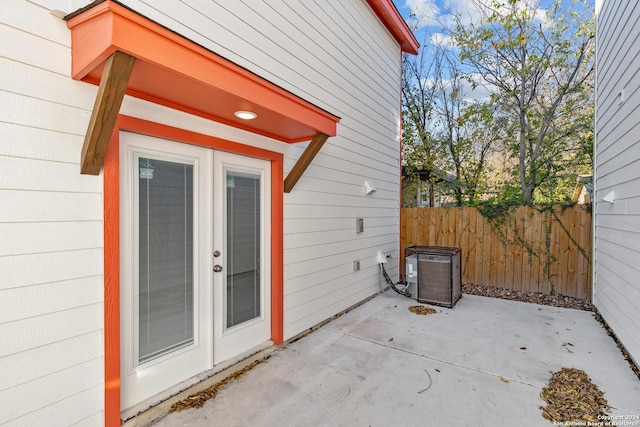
353,260 -> 360,271
356,218 -> 364,233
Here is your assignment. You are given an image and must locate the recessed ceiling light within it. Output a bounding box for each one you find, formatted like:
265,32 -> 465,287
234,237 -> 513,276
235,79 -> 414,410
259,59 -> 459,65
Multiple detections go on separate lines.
234,110 -> 257,120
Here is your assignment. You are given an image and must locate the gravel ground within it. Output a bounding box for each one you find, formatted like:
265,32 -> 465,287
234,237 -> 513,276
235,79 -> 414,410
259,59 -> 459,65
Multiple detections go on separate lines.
462,283 -> 596,311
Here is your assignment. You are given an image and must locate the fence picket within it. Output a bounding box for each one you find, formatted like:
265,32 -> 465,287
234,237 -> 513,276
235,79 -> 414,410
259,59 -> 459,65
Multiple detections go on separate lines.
466,208 -> 477,282
399,205 -> 592,300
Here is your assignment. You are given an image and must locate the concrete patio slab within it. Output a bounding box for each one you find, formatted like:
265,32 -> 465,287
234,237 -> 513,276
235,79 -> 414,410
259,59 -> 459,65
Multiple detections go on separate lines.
151,292 -> 640,427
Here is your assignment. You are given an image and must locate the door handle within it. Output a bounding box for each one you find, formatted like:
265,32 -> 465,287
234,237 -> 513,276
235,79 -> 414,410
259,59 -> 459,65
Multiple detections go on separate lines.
213,265 -> 223,273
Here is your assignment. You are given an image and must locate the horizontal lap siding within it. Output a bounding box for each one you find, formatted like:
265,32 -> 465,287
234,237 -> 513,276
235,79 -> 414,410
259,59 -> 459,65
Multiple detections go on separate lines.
595,1 -> 640,365
2,0 -> 403,422
278,2 -> 401,336
126,0 -> 403,339
0,1 -> 104,424
278,1 -> 400,336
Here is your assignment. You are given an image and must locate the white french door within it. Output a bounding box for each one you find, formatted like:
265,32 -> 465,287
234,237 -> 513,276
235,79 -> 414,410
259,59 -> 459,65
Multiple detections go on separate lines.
213,151 -> 271,364
120,132 -> 271,411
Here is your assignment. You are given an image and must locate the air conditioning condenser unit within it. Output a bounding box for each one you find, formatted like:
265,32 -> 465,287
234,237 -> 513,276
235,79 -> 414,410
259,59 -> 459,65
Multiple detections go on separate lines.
405,246 -> 461,308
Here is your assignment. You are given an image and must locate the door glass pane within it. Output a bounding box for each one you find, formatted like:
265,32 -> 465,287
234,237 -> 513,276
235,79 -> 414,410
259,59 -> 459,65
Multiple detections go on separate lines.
226,171 -> 261,328
138,157 -> 194,364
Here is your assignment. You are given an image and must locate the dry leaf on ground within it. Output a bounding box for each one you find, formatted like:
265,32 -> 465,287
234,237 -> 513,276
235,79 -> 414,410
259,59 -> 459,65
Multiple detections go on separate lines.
170,358 -> 268,412
539,367 -> 610,423
408,305 -> 436,315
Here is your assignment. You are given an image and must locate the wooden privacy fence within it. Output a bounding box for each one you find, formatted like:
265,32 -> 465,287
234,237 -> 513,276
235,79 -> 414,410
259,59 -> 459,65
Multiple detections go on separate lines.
400,205 -> 592,300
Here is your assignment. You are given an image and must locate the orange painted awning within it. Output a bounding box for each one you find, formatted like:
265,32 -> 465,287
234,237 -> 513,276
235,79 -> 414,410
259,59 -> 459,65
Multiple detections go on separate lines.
66,1 -> 340,144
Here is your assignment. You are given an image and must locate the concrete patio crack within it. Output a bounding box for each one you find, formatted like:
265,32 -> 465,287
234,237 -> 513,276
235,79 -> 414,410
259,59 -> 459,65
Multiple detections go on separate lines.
321,327 -> 543,389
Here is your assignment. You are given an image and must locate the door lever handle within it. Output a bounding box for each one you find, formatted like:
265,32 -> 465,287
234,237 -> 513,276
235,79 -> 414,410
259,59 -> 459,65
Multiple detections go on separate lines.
213,265 -> 223,273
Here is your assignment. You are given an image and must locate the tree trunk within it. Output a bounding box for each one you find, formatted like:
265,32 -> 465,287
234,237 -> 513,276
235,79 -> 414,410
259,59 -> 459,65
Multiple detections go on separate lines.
429,180 -> 435,207
519,117 -> 532,204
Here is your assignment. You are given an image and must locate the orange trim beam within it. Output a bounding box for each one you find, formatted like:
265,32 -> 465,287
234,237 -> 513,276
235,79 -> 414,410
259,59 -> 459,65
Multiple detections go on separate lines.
81,50 -> 135,175
66,1 -> 339,153
284,132 -> 329,193
103,124 -> 121,427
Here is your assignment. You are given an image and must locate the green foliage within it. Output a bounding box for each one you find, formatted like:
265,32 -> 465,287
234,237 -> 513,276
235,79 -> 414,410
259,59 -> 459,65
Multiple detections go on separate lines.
479,183 -> 525,208
449,0 -> 595,204
401,0 -> 594,206
476,198 -> 519,221
402,41 -> 500,206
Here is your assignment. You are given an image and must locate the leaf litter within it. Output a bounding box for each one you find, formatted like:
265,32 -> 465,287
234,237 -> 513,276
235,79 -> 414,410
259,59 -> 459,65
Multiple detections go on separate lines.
539,367 -> 610,423
170,357 -> 269,412
408,305 -> 437,315
463,284 -> 595,311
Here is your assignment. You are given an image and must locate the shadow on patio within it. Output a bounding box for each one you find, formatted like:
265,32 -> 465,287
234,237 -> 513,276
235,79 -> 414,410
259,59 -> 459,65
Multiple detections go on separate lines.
151,292 -> 640,426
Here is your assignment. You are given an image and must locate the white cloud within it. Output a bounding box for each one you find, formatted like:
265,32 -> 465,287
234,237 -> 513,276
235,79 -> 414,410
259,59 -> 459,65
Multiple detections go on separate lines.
462,73 -> 494,103
420,72 -> 494,104
403,0 -> 442,28
444,0 -> 485,25
406,0 -> 547,28
447,74 -> 493,104
478,0 -> 548,25
430,32 -> 454,47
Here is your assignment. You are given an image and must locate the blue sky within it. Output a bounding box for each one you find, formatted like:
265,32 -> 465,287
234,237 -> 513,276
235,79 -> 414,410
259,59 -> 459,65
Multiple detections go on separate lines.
391,0 -> 594,103
391,0 -> 549,52
391,0 -> 529,102
392,0 -> 570,25
391,0 -> 594,48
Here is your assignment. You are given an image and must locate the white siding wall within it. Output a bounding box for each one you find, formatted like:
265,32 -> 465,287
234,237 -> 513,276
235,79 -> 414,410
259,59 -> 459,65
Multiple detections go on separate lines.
0,0 -> 402,423
118,0 -> 403,339
595,1 -> 640,365
0,1 -> 105,425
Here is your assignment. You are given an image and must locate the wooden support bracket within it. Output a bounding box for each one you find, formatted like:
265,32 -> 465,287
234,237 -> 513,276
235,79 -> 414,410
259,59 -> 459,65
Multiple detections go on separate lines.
80,50 -> 136,175
284,132 -> 329,193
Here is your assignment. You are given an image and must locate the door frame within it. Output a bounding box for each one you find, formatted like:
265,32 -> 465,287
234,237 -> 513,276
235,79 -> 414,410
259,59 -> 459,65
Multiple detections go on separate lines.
103,115 -> 284,422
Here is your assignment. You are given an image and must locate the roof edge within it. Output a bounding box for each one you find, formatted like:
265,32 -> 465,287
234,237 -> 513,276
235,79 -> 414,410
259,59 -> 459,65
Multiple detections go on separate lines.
366,0 -> 419,55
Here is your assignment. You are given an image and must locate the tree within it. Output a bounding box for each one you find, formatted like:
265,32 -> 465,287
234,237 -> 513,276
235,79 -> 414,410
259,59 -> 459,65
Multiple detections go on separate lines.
454,101 -> 510,203
430,45 -> 469,205
402,29 -> 497,206
401,30 -> 442,207
451,0 -> 595,204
